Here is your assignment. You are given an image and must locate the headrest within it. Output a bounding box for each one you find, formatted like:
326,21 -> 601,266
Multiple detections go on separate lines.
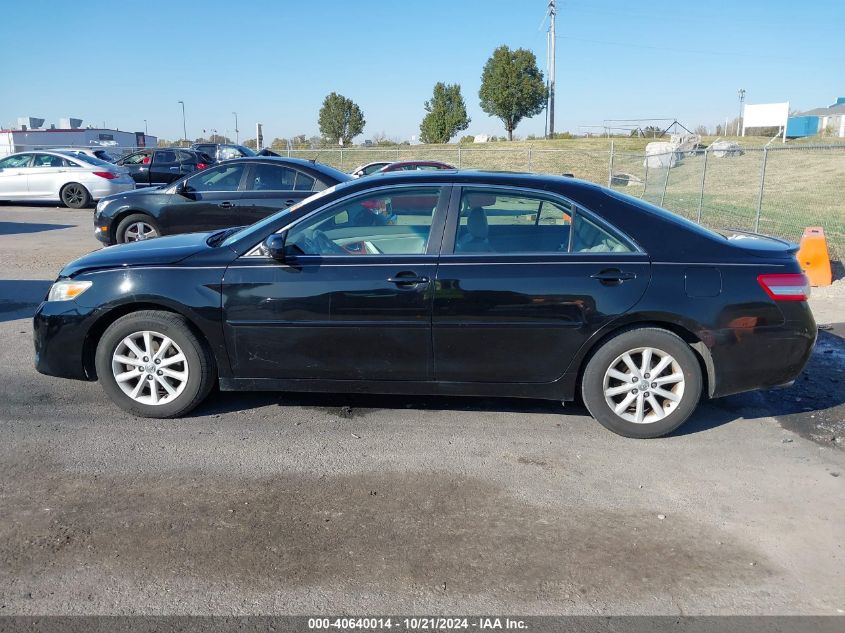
466,207 -> 489,239
465,192 -> 496,208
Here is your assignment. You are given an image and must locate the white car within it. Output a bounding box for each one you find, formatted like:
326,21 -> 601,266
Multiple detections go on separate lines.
0,150 -> 135,208
52,146 -> 121,163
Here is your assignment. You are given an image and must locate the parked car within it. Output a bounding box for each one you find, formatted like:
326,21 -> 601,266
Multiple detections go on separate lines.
115,148 -> 214,187
93,156 -> 350,244
191,143 -> 256,161
350,161 -> 394,178
376,160 -> 455,173
52,147 -> 121,163
35,171 -> 816,437
0,150 -> 134,208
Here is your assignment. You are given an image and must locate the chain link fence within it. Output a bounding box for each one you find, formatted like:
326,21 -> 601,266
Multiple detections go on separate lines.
5,142 -> 843,261
286,144 -> 843,261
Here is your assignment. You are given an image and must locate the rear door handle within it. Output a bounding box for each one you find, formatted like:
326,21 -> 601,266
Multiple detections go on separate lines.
591,269 -> 636,284
218,201 -> 235,208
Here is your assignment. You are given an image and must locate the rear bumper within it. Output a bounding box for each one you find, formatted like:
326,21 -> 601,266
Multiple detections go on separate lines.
709,312 -> 817,398
90,179 -> 135,200
33,300 -> 100,381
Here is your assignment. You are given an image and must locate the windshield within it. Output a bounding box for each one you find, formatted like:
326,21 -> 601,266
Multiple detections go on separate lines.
220,182 -> 346,248
57,151 -> 114,168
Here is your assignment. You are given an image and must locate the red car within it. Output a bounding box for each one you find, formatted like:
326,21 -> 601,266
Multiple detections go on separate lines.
377,160 -> 455,173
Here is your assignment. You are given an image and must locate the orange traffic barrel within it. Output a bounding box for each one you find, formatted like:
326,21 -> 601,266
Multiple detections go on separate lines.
796,227 -> 832,287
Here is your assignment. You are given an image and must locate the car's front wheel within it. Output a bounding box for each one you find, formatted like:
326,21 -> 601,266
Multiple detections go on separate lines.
95,310 -> 215,418
581,327 -> 702,438
116,213 -> 160,243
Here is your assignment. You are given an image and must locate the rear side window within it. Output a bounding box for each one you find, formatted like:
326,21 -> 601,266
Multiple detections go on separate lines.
454,188 -> 633,255
32,154 -> 69,168
177,150 -> 198,163
153,150 -> 177,164
454,189 -> 573,254
571,215 -> 632,253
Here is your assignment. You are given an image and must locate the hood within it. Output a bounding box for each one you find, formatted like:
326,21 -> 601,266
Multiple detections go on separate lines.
61,232 -> 213,277
102,185 -> 170,203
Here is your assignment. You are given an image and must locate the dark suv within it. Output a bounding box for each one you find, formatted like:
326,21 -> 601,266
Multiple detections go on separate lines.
116,149 -> 215,187
93,156 -> 350,244
191,143 -> 256,162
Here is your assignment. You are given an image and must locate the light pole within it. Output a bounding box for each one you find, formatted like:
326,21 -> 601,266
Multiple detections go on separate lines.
737,89 -> 746,137
232,112 -> 239,144
178,100 -> 187,145
143,119 -> 148,136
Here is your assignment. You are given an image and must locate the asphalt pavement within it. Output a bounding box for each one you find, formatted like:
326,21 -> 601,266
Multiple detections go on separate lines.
0,204 -> 843,615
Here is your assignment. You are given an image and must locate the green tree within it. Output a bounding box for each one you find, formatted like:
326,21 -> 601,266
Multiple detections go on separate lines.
318,92 -> 365,145
419,82 -> 470,144
478,45 -> 547,141
243,138 -> 258,150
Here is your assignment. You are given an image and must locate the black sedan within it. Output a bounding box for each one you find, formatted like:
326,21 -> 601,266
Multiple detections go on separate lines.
94,157 -> 350,244
34,171 -> 816,438
115,148 -> 215,188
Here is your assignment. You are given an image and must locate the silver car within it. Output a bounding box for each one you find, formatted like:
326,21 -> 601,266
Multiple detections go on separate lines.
0,151 -> 135,208
52,147 -> 121,163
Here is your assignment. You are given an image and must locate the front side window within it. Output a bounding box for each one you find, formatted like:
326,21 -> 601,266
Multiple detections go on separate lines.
184,163 -> 247,192
122,151 -> 151,165
285,187 -> 442,256
0,154 -> 33,168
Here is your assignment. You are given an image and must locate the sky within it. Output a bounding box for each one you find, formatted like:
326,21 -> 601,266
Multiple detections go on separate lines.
2,0 -> 843,143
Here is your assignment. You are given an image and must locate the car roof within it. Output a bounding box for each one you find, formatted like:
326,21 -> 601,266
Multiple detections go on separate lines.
223,156 -> 352,182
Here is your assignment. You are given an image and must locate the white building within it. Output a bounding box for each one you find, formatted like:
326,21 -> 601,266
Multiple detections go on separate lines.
0,124 -> 156,158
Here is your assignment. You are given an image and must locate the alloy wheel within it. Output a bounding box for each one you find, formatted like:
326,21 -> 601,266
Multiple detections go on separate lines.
124,221 -> 158,241
63,185 -> 84,206
602,346 -> 685,424
111,330 -> 189,405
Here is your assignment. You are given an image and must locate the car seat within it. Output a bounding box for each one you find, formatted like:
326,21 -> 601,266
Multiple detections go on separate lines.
457,207 -> 493,252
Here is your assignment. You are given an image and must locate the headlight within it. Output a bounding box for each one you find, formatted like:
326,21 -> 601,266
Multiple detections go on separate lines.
47,280 -> 92,302
96,199 -> 108,213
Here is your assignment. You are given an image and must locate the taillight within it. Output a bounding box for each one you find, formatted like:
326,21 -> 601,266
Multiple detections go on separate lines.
196,162 -> 208,170
757,273 -> 810,301
92,171 -> 118,180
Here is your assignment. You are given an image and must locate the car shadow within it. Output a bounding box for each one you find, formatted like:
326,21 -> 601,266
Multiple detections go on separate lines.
0,221 -> 74,236
0,279 -> 52,323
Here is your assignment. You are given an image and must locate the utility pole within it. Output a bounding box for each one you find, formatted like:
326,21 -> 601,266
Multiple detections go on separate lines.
737,89 -> 746,137
178,100 -> 187,145
547,0 -> 556,138
232,112 -> 239,143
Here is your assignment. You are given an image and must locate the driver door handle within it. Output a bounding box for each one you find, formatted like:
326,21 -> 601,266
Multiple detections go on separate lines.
284,199 -> 296,206
218,201 -> 235,208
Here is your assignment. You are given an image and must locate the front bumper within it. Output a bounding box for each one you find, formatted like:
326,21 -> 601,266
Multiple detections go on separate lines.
33,300 -> 101,381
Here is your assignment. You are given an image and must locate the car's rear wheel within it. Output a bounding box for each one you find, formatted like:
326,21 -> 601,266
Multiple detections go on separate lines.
60,183 -> 91,209
117,213 -> 160,243
581,328 -> 702,438
95,310 -> 215,418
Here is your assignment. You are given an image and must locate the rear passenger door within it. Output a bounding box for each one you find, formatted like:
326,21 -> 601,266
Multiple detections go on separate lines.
149,150 -> 182,185
432,186 -> 651,384
239,163 -> 320,224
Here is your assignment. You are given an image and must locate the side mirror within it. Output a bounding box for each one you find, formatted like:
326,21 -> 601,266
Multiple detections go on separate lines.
264,233 -> 287,261
175,180 -> 190,196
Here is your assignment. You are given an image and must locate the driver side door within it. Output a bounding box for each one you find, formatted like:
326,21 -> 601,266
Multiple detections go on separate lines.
221,184 -> 451,382
157,163 -> 248,235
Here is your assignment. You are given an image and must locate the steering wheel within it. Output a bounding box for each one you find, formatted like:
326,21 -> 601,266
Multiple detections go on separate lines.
307,229 -> 346,255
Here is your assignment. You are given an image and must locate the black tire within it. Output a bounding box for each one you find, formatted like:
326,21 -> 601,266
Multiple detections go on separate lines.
116,213 -> 160,243
581,327 -> 702,438
94,310 -> 216,418
60,182 -> 92,209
